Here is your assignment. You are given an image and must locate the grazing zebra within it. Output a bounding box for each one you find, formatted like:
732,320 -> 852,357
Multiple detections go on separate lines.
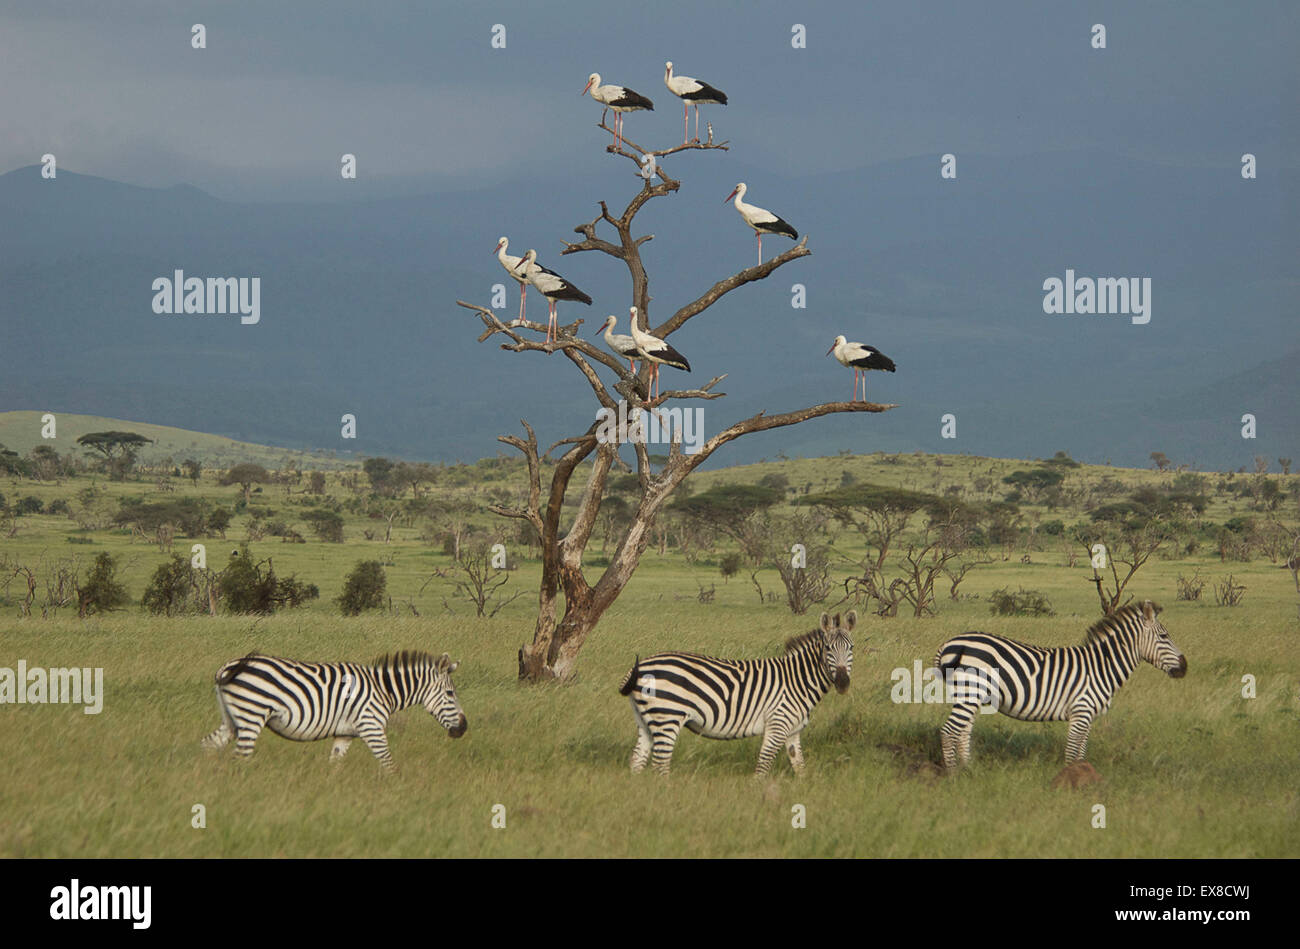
201,650 -> 467,771
619,611 -> 857,776
933,600 -> 1186,770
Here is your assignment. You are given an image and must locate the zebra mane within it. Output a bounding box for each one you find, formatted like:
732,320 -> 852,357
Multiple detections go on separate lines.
784,629 -> 826,654
1083,602 -> 1158,645
371,650 -> 440,671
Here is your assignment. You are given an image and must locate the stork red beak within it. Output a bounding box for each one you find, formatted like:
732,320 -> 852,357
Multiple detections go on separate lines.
581,79 -> 594,96
826,343 -> 836,356
724,189 -> 738,203
494,241 -> 504,255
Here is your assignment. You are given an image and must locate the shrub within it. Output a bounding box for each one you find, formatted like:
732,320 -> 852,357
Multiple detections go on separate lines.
338,560 -> 386,615
142,555 -> 205,616
988,587 -> 1056,617
218,547 -> 318,614
303,509 -> 345,543
77,553 -> 130,616
47,499 -> 70,515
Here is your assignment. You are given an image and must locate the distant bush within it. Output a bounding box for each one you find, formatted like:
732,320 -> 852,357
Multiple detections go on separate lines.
66,536 -> 94,545
141,555 -> 206,616
338,560 -> 386,615
15,496 -> 44,515
47,499 -> 70,515
719,552 -> 742,581
219,547 -> 318,614
1175,572 -> 1205,601
988,587 -> 1056,617
77,553 -> 130,616
303,509 -> 344,543
1040,520 -> 1065,536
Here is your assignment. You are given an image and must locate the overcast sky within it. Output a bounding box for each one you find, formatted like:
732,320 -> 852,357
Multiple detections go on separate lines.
3,0 -> 1295,199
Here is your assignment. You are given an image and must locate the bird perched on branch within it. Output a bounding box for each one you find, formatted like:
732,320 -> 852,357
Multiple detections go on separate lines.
724,182 -> 798,265
664,61 -> 728,145
595,314 -> 640,372
513,249 -> 593,344
582,73 -> 654,151
827,335 -> 896,402
493,237 -> 529,324
626,306 -> 690,399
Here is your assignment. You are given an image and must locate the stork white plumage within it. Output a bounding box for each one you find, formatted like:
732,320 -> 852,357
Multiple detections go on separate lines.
493,237 -> 528,324
626,306 -> 690,399
514,249 -> 593,344
664,61 -> 728,145
582,73 -> 654,151
827,335 -> 896,402
594,314 -> 640,372
724,182 -> 798,265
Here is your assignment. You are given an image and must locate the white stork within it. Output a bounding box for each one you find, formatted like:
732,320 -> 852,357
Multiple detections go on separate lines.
493,237 -> 528,324
664,61 -> 727,145
594,314 -> 640,372
626,306 -> 690,399
582,73 -> 654,151
828,335 -> 896,402
724,182 -> 798,265
514,249 -> 593,344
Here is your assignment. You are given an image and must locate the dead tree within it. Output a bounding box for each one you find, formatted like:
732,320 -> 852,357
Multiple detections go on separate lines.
457,126 -> 895,681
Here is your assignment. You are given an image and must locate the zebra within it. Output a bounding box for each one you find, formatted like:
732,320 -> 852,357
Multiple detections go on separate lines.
933,600 -> 1186,770
201,650 -> 467,770
618,611 -> 856,776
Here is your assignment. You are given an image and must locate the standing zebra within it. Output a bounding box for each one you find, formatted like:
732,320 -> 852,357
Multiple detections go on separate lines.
933,600 -> 1186,770
619,612 -> 856,776
201,650 -> 467,771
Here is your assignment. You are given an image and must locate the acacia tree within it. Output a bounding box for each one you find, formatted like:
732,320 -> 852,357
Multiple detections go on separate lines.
456,123 -> 895,682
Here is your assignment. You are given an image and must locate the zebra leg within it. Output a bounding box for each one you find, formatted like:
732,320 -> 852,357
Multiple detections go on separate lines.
200,723 -> 231,751
201,685 -> 237,751
358,725 -> 396,771
785,732 -> 806,776
940,703 -> 979,770
330,738 -> 353,762
755,727 -> 789,777
630,724 -> 652,774
648,718 -> 684,775
1064,711 -> 1095,764
232,712 -> 269,760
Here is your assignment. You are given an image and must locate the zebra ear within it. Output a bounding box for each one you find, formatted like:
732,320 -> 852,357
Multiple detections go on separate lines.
447,660 -> 459,674
844,610 -> 857,632
1142,600 -> 1161,620
819,612 -> 832,633
436,652 -> 451,670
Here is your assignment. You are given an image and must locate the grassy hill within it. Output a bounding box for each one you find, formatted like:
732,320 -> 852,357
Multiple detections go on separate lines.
0,410 -> 356,470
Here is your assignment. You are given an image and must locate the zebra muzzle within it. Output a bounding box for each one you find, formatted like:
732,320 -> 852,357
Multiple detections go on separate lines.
833,669 -> 851,694
1168,656 -> 1187,679
448,714 -> 468,738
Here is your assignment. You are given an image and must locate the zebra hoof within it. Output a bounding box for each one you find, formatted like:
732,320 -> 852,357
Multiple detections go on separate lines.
1051,762 -> 1103,789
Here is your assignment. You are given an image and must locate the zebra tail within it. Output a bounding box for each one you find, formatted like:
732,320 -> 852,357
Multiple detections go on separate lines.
217,650 -> 260,686
618,657 -> 640,696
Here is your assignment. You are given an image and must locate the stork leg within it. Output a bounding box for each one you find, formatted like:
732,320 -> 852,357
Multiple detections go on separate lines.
683,103 -> 689,145
757,232 -> 763,266
548,301 -> 558,343
518,284 -> 526,325
694,105 -> 701,143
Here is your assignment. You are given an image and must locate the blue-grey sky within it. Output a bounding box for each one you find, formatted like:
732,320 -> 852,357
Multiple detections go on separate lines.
3,0 -> 1295,199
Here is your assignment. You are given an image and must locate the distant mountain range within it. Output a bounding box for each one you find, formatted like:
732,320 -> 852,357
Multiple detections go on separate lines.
1,151 -> 1295,470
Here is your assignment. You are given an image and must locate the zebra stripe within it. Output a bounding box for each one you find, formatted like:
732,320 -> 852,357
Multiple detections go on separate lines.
933,600 -> 1186,769
200,650 -> 466,770
619,611 -> 857,776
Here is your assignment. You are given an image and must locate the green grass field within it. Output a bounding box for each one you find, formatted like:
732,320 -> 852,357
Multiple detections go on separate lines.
1,440 -> 1297,858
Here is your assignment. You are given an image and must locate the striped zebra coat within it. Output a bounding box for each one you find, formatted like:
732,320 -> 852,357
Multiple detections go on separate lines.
933,600 -> 1186,769
201,650 -> 467,771
619,611 -> 856,776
